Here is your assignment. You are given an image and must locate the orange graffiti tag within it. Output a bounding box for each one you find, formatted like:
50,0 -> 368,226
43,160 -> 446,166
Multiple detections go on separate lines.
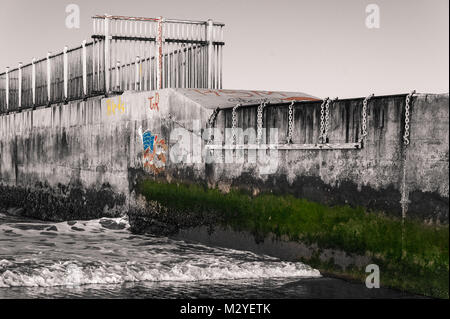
142,136 -> 168,174
148,93 -> 160,111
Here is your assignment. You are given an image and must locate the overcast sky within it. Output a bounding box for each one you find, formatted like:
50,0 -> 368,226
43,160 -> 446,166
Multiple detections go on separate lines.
0,0 -> 448,98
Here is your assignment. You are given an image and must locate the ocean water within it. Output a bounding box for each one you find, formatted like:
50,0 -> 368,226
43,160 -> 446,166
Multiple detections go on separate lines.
0,212 -> 418,299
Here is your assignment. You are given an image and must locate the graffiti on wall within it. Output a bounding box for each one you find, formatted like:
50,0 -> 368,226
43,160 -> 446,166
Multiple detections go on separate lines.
148,93 -> 160,111
106,97 -> 126,116
138,126 -> 168,174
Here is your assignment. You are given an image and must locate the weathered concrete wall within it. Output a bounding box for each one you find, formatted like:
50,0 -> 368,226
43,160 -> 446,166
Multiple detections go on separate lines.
205,94 -> 449,223
0,96 -> 132,219
0,89 -> 448,223
134,89 -> 449,223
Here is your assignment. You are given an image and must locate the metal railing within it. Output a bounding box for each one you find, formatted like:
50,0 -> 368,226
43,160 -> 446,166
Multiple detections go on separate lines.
0,15 -> 225,114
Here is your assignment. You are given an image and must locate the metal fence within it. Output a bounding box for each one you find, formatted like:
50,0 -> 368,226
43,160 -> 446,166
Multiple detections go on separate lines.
0,15 -> 224,114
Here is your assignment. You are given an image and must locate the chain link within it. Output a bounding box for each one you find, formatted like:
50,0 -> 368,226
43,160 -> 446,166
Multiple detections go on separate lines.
400,90 -> 415,232
286,101 -> 295,144
403,90 -> 415,146
207,107 -> 220,145
322,98 -> 336,143
319,98 -> 329,143
256,101 -> 267,144
359,93 -> 374,144
231,104 -> 240,145
324,99 -> 330,141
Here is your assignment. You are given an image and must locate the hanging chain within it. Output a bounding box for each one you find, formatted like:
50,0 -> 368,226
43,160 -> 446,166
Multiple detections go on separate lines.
400,90 -> 416,255
286,101 -> 295,144
319,98 -> 329,143
359,93 -> 374,144
231,104 -> 240,145
324,99 -> 331,141
207,107 -> 220,145
256,101 -> 267,144
403,90 -> 415,146
323,98 -> 335,143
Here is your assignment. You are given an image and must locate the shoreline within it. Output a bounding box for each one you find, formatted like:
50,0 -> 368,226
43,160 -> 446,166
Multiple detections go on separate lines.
0,209 -> 425,299
129,179 -> 449,299
0,206 -> 437,299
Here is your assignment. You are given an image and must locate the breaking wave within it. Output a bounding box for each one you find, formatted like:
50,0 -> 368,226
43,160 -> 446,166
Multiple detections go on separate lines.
0,217 -> 320,288
0,259 -> 320,288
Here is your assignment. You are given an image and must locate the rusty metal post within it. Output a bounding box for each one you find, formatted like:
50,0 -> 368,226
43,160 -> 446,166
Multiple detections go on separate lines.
156,17 -> 164,90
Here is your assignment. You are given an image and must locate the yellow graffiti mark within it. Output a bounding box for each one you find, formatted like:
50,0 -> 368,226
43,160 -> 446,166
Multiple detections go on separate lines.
106,97 -> 126,116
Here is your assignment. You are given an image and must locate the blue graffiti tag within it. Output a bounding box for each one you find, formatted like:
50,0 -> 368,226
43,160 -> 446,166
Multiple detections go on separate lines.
142,131 -> 155,152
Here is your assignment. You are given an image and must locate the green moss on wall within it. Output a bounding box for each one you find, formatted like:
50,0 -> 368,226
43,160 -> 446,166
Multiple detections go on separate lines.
137,180 -> 449,298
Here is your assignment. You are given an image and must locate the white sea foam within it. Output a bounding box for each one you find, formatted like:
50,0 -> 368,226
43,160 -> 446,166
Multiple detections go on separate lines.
0,217 -> 321,288
0,259 -> 320,288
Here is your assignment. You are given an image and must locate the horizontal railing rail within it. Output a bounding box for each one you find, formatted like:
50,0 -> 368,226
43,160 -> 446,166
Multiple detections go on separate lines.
0,15 -> 225,114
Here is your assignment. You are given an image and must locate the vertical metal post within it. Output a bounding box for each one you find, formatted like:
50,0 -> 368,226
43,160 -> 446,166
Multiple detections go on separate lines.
219,26 -> 223,89
116,60 -> 120,91
92,18 -> 97,92
18,62 -> 22,109
82,40 -> 87,96
156,16 -> 164,90
46,52 -> 51,104
32,58 -> 36,106
135,56 -> 140,91
206,19 -> 214,89
104,14 -> 111,93
168,42 -> 171,88
63,46 -> 68,101
5,67 -> 9,110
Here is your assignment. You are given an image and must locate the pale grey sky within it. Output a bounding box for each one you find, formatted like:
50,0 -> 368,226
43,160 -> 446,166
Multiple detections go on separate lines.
0,0 -> 448,98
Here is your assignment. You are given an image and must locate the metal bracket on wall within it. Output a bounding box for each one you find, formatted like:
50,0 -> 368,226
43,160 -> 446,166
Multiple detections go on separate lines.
205,142 -> 362,150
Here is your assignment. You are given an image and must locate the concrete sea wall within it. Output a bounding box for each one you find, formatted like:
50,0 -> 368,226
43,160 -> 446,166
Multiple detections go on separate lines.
0,88 -> 448,297
204,93 -> 449,223
0,89 -> 448,222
